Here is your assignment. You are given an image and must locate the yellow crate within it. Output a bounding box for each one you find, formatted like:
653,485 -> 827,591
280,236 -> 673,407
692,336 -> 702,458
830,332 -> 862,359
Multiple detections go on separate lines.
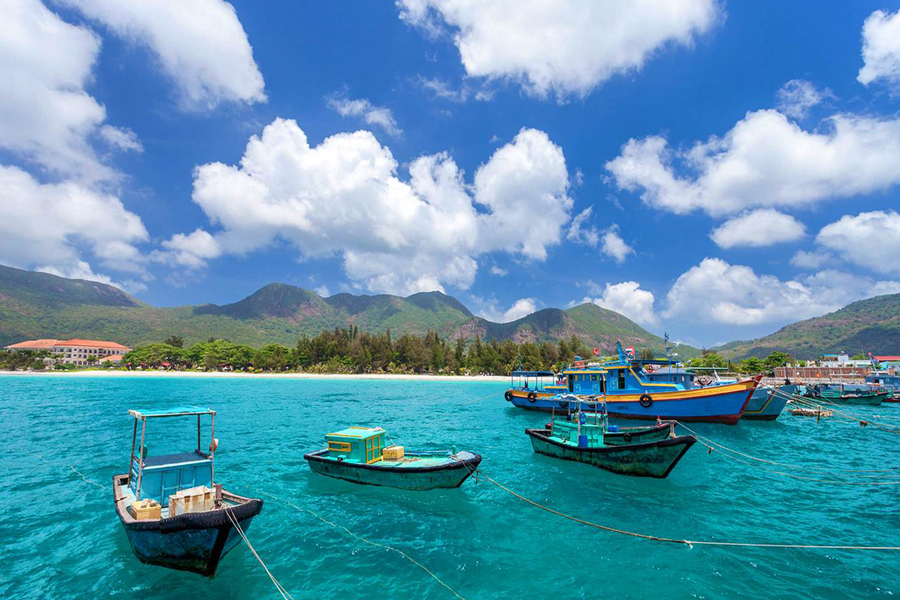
383,445 -> 405,460
129,499 -> 161,521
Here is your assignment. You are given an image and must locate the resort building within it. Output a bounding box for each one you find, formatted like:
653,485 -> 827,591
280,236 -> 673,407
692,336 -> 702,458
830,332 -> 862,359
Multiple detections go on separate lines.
5,338 -> 131,366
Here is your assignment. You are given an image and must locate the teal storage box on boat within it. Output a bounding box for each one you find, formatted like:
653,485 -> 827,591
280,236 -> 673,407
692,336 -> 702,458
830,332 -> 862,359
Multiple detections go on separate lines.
326,427 -> 385,464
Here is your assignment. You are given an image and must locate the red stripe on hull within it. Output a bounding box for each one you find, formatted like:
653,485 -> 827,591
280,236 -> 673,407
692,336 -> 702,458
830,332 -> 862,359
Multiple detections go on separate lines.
606,411 -> 743,425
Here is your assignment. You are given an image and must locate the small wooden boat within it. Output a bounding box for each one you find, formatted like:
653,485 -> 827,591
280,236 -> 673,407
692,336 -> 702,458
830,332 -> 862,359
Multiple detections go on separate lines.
527,397 -> 695,478
305,426 -> 481,490
113,407 -> 262,576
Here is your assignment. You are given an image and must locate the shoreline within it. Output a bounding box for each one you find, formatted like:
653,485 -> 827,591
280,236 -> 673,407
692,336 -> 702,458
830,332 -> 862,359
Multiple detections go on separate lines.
0,369 -> 508,382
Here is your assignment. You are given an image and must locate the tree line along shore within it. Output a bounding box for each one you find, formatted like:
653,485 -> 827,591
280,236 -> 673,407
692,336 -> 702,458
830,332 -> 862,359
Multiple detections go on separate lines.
0,326 -> 793,376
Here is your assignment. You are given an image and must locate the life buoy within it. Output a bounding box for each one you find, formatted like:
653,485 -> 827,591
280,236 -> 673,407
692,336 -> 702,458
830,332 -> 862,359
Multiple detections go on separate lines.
504,390 -> 513,402
528,392 -> 537,403
644,364 -> 656,373
696,376 -> 713,387
639,394 -> 653,408
622,432 -> 633,442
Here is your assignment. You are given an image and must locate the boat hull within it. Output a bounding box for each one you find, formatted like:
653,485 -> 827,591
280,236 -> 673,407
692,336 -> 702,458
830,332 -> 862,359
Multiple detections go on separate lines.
742,384 -> 796,421
304,450 -> 481,490
113,475 -> 262,577
526,429 -> 695,478
507,380 -> 756,424
812,391 -> 888,406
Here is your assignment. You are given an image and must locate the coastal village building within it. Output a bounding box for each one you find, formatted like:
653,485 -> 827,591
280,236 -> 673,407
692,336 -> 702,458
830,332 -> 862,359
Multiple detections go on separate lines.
5,339 -> 131,366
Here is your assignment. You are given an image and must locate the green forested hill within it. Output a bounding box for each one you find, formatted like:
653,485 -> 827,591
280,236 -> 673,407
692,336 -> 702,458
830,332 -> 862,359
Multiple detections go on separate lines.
716,293 -> 900,359
0,264 -> 698,356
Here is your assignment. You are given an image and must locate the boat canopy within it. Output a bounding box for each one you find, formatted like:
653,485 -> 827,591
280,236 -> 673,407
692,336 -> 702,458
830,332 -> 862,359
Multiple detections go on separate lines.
128,407 -> 215,420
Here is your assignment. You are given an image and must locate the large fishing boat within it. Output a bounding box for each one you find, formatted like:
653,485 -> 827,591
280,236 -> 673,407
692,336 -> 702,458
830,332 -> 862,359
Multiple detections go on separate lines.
525,397 -> 696,478
646,367 -> 795,421
112,407 -> 262,576
505,343 -> 760,424
305,426 -> 481,490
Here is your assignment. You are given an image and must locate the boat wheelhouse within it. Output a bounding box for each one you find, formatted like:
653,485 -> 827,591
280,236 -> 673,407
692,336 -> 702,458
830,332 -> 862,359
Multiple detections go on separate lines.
867,373 -> 900,401
525,396 -> 696,478
305,426 -> 481,490
112,407 -> 262,576
506,343 -> 759,424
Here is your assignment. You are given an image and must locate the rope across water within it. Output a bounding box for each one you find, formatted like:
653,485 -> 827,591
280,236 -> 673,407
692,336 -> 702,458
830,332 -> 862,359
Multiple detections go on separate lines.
464,465 -> 900,552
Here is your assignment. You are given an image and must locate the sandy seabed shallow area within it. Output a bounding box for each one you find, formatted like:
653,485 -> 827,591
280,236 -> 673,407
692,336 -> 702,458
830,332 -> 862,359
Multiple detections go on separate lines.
0,370 -> 508,382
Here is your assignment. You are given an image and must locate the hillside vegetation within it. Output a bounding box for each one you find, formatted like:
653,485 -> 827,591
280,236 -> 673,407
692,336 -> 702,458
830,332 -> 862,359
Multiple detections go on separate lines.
0,264 -> 699,357
716,293 -> 900,359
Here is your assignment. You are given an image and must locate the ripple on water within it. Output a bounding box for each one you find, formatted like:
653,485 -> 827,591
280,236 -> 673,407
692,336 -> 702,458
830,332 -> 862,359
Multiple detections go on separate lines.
0,375 -> 898,599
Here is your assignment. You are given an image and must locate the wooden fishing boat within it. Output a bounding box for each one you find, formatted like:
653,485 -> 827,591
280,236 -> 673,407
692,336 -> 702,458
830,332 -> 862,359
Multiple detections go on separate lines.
527,398 -> 695,478
543,396 -> 677,445
112,407 -> 262,576
305,426 -> 481,490
805,385 -> 888,406
506,343 -> 759,424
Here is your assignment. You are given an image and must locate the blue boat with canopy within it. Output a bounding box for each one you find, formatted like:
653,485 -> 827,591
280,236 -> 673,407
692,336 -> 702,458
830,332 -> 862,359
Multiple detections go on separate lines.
505,342 -> 760,424
112,407 -> 262,576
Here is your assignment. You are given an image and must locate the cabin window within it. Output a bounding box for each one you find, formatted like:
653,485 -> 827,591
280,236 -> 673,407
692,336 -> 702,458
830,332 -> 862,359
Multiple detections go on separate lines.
600,378 -> 606,394
618,371 -> 626,390
568,378 -> 573,393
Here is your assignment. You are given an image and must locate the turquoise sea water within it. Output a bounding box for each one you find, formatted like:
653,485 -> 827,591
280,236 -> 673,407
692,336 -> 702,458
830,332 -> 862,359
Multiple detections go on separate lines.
1,375 -> 899,599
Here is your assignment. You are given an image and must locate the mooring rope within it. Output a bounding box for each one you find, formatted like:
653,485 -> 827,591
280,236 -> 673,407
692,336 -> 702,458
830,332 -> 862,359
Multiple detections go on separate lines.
467,467 -> 900,551
675,423 -> 900,482
225,508 -> 294,600
263,492 -> 468,600
773,389 -> 900,434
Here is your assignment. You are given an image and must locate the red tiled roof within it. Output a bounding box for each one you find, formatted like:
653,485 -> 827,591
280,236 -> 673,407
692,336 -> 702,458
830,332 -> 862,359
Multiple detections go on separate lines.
57,339 -> 131,350
5,339 -> 61,349
101,354 -> 125,362
875,356 -> 900,361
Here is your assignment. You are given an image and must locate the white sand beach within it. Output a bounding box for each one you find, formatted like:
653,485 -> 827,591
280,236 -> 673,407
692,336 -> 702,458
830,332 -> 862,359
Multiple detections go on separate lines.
0,369 -> 508,382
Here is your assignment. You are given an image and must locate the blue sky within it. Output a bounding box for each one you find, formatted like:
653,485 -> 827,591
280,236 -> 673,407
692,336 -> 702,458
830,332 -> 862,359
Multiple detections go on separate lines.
3,1 -> 900,348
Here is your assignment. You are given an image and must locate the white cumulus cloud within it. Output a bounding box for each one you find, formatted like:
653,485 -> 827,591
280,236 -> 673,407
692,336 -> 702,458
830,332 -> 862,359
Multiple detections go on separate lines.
398,0 -> 719,98
579,281 -> 659,327
600,226 -> 634,263
710,209 -> 805,249
327,93 -> 402,137
0,0 -> 114,180
155,119 -> 572,295
816,210 -> 900,276
606,109 -> 900,216
775,79 -> 833,119
0,165 -> 149,285
60,0 -> 266,110
664,258 -> 900,326
858,9 -> 900,91
471,296 -> 538,323
99,125 -> 143,153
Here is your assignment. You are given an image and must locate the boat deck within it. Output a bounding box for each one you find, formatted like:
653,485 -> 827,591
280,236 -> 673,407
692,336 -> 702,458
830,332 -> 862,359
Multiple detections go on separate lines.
314,450 -> 477,469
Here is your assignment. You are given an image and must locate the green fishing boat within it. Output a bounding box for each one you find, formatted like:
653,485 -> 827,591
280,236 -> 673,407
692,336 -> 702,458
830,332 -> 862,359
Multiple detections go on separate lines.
805,385 -> 888,406
526,398 -> 695,478
305,426 -> 481,490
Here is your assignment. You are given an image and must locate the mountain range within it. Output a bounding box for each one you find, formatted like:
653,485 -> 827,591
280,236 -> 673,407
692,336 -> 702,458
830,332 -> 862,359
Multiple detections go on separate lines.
0,264 -> 697,357
715,293 -> 900,359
